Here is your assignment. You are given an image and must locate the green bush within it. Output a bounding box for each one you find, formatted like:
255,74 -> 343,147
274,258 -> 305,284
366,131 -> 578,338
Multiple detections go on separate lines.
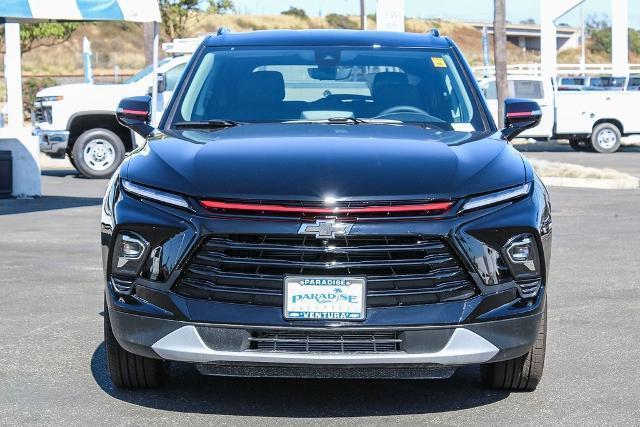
630,29 -> 640,55
325,13 -> 358,30
281,6 -> 308,20
590,28 -> 612,54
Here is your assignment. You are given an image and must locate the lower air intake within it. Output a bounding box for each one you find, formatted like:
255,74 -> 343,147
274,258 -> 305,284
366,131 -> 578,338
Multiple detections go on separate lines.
250,331 -> 401,353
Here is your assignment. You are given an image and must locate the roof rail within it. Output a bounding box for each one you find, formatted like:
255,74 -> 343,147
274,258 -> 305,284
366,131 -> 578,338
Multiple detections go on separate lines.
430,28 -> 440,37
217,26 -> 231,36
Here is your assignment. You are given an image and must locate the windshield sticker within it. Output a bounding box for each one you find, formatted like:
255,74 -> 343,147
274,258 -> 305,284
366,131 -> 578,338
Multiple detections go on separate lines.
452,123 -> 474,132
431,57 -> 447,68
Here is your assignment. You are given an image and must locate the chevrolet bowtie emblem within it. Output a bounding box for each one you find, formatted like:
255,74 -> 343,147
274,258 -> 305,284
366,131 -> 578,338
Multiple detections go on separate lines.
298,219 -> 354,239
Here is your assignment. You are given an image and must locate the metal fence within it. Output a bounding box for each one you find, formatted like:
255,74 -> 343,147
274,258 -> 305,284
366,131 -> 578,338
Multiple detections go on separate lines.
472,63 -> 640,78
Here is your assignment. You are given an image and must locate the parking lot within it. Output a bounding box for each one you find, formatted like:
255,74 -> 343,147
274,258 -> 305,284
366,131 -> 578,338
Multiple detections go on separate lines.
1,145 -> 639,425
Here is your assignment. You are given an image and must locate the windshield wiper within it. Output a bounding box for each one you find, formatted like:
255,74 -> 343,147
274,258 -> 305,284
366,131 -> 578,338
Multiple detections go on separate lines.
327,116 -> 366,124
174,119 -> 240,129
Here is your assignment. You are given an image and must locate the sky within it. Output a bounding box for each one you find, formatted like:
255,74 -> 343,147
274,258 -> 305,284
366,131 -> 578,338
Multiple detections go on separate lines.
233,0 -> 640,29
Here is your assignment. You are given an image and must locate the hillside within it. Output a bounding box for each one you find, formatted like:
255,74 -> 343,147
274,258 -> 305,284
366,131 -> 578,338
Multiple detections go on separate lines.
6,13 -> 640,76
11,14 -> 539,77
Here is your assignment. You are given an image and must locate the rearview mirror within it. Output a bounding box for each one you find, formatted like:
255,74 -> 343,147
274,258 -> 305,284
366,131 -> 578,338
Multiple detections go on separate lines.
116,95 -> 154,138
308,67 -> 352,81
501,98 -> 542,141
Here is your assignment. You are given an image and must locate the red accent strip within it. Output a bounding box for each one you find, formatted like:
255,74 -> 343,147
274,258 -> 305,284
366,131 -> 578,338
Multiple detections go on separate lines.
121,108 -> 148,116
199,200 -> 453,214
506,111 -> 534,118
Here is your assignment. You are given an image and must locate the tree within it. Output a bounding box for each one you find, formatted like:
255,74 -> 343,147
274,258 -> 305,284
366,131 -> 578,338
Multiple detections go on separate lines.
629,29 -> 640,55
586,15 -> 612,54
493,0 -> 508,128
160,0 -> 234,39
0,22 -> 79,55
207,0 -> 234,14
325,13 -> 358,30
281,6 -> 308,20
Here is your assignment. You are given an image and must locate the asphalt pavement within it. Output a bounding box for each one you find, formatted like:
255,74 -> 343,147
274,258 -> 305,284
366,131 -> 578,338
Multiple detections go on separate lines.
1,147 -> 639,425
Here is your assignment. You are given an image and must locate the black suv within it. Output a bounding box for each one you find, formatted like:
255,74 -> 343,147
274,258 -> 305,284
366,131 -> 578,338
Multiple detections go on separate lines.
103,29 -> 551,391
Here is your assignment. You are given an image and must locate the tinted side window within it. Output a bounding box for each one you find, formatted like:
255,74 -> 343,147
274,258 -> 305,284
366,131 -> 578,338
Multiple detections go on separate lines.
164,63 -> 186,92
514,80 -> 544,99
483,82 -> 497,99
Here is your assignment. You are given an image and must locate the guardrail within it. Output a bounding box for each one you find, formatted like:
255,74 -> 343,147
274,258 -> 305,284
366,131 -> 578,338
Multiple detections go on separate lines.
472,63 -> 640,77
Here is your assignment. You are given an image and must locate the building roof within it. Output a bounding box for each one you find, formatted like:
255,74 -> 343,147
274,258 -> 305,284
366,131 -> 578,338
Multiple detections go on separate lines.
204,29 -> 452,48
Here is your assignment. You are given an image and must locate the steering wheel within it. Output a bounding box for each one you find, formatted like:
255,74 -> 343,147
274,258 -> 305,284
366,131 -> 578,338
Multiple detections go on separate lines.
376,105 -> 430,117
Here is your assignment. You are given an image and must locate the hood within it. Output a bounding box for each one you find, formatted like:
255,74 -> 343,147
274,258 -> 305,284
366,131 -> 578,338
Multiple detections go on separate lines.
124,124 -> 526,202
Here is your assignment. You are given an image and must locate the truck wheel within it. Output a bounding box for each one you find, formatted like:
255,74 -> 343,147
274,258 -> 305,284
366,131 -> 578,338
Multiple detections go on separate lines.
590,123 -> 621,153
67,154 -> 77,170
481,305 -> 546,391
104,299 -> 166,388
72,128 -> 125,178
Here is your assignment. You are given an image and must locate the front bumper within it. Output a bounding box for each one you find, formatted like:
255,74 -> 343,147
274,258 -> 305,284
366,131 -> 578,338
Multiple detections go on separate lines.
34,128 -> 69,156
107,291 -> 544,377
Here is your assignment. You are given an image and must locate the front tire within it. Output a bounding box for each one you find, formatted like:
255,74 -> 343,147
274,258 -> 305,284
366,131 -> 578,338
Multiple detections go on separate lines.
104,299 -> 166,388
72,128 -> 125,178
590,123 -> 621,153
481,305 -> 547,391
67,153 -> 78,170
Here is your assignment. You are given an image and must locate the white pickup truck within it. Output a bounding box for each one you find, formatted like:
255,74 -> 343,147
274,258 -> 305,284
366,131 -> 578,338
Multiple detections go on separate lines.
34,54 -> 190,178
479,75 -> 640,153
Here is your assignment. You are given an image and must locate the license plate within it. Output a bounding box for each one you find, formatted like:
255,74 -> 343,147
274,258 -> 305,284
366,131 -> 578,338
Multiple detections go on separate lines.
284,276 -> 366,320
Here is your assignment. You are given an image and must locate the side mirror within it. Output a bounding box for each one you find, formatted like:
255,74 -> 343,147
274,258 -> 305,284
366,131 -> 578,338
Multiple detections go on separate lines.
157,73 -> 167,93
116,95 -> 154,138
501,98 -> 542,141
146,74 -> 166,96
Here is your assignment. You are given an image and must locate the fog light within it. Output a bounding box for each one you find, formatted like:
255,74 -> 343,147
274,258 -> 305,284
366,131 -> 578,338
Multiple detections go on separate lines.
507,237 -> 533,264
112,232 -> 149,278
121,235 -> 144,259
502,234 -> 540,280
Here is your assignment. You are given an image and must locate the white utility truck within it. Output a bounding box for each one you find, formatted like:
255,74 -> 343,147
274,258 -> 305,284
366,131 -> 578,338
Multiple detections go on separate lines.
479,75 -> 640,153
34,38 -> 199,178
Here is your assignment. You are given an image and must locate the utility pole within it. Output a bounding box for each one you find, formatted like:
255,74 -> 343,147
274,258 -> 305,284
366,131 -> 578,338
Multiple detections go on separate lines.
360,0 -> 367,30
143,22 -> 154,66
493,0 -> 508,128
580,2 -> 585,73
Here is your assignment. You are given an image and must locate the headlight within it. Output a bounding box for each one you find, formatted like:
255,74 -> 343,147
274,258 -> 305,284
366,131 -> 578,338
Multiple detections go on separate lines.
121,179 -> 190,209
37,96 -> 63,102
460,183 -> 531,213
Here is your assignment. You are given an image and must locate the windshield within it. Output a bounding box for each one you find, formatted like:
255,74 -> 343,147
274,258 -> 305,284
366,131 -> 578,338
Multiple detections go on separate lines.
169,46 -> 487,131
124,58 -> 172,84
560,77 -> 584,85
590,77 -> 626,88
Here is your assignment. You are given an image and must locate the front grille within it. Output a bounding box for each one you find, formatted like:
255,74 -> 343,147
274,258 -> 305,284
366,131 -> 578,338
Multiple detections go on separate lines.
173,234 -> 477,307
32,102 -> 51,124
250,331 -> 400,353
